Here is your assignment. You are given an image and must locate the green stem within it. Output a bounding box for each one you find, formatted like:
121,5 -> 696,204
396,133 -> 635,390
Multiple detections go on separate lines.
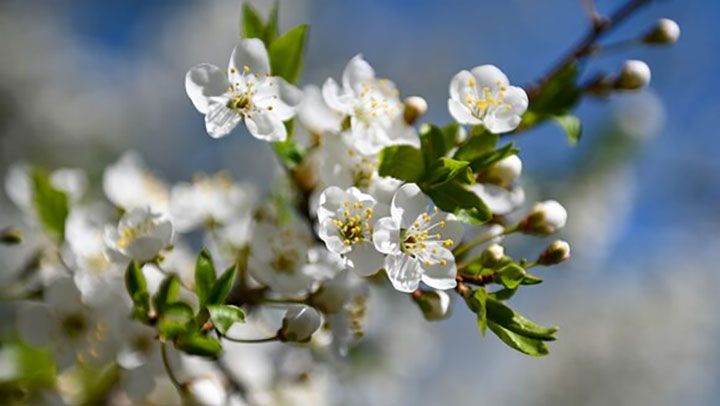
454,226 -> 516,258
219,333 -> 278,344
161,343 -> 183,392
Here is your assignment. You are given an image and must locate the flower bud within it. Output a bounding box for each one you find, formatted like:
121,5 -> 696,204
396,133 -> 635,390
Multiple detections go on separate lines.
183,376 -> 227,406
277,305 -> 323,343
480,243 -> 505,267
537,240 -> 571,266
403,96 -> 428,125
412,290 -> 451,321
0,227 -> 22,245
643,18 -> 680,45
615,60 -> 651,91
519,200 -> 567,235
485,155 -> 522,187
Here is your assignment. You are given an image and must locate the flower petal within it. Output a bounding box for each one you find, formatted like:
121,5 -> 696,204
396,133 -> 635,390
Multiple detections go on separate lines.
470,65 -> 510,89
322,77 -> 353,115
420,249 -> 457,290
318,218 -> 351,255
205,99 -> 242,139
449,70 -> 475,101
391,183 -> 428,229
373,216 -> 401,254
245,111 -> 287,142
297,85 -> 342,133
342,54 -> 375,95
185,64 -> 230,114
345,241 -> 384,276
228,38 -> 271,80
384,254 -> 422,292
448,99 -> 482,125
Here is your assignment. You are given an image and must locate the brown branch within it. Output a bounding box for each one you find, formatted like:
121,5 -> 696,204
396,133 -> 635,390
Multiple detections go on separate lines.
526,0 -> 655,100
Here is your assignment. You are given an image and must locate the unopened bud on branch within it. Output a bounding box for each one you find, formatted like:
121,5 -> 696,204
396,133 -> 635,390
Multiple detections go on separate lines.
481,243 -> 505,267
277,305 -> 323,343
537,240 -> 571,266
615,60 -> 651,91
403,96 -> 428,125
519,200 -> 567,235
485,155 -> 522,187
412,290 -> 451,321
643,18 -> 680,45
1,227 -> 22,245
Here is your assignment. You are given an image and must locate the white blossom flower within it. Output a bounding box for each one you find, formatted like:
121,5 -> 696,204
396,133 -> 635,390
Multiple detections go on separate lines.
278,305 -> 324,343
169,172 -> 257,232
186,38 -> 301,141
322,54 -> 418,154
249,221 -> 340,296
448,65 -> 528,133
103,151 -> 169,213
297,85 -> 343,135
470,154 -> 525,215
316,186 -> 386,276
520,200 -> 568,235
104,206 -> 173,263
373,183 -> 464,292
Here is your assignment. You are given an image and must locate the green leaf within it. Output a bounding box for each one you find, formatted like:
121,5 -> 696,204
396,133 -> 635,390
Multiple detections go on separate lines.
441,122 -> 462,145
158,302 -> 195,340
530,62 -> 582,115
488,320 -> 549,357
30,168 -> 69,242
489,287 -> 518,301
424,158 -> 472,187
195,249 -> 216,307
468,142 -> 519,172
454,126 -> 498,162
269,24 -> 309,84
153,274 -> 181,314
176,333 -> 222,358
207,304 -> 246,334
207,265 -> 237,306
419,124 -> 454,163
497,263 -> 526,290
378,145 -> 425,182
272,136 -> 305,169
522,273 -> 544,285
553,114 -> 582,145
426,181 -> 491,224
241,3 -> 264,39
125,261 -> 150,322
486,298 -> 558,340
466,288 -> 488,335
264,1 -> 280,44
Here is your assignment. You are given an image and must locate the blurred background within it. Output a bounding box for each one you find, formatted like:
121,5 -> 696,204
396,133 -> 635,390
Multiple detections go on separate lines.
0,0 -> 718,405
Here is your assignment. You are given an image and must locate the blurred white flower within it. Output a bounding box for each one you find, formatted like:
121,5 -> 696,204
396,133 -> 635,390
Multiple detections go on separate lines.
317,186 -> 386,276
322,54 -> 418,154
186,38 -> 300,141
373,183 -> 463,292
104,206 -> 173,263
448,65 -> 528,133
102,151 -> 169,213
297,85 -> 343,135
4,163 -> 87,214
470,154 -> 525,215
169,172 -> 257,232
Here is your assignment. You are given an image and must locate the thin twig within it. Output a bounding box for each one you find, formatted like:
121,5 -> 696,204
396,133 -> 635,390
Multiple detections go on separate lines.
161,342 -> 184,392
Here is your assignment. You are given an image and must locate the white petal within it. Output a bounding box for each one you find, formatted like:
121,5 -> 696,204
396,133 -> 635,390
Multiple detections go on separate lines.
322,78 -> 353,115
228,38 -> 270,79
421,249 -> 457,290
483,113 -> 522,134
297,85 -> 342,133
470,65 -> 509,89
346,121 -> 389,155
318,218 -> 350,255
254,77 -> 300,121
384,254 -> 422,292
185,64 -> 230,114
205,100 -> 242,139
448,99 -> 481,125
449,70 -> 475,102
342,54 -> 375,94
470,183 -> 519,215
391,183 -> 428,229
436,213 -> 464,249
317,186 -> 347,221
372,217 -> 401,254
4,162 -> 32,212
345,241 -> 384,276
245,111 -> 287,142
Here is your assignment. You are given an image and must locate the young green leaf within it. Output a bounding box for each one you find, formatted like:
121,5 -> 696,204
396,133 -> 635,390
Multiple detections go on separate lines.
486,298 -> 558,340
497,263 -> 526,290
378,145 -> 425,182
158,302 -> 195,340
488,320 -> 549,357
424,158 -> 473,187
468,142 -> 519,172
195,249 -> 217,306
530,62 -> 582,115
522,273 -> 544,285
269,24 -> 309,84
153,274 -> 181,314
419,124 -> 453,163
176,333 -> 222,358
125,261 -> 148,305
426,181 -> 491,224
241,2 -> 265,40
31,168 -> 69,242
454,126 -> 498,162
207,265 -> 237,306
466,288 -> 488,335
207,304 -> 246,334
553,114 -> 582,146
272,136 -> 305,169
264,1 -> 280,44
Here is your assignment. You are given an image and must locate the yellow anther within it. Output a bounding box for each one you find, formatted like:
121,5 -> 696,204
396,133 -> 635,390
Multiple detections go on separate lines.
443,239 -> 454,247
243,65 -> 250,72
439,259 -> 448,266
